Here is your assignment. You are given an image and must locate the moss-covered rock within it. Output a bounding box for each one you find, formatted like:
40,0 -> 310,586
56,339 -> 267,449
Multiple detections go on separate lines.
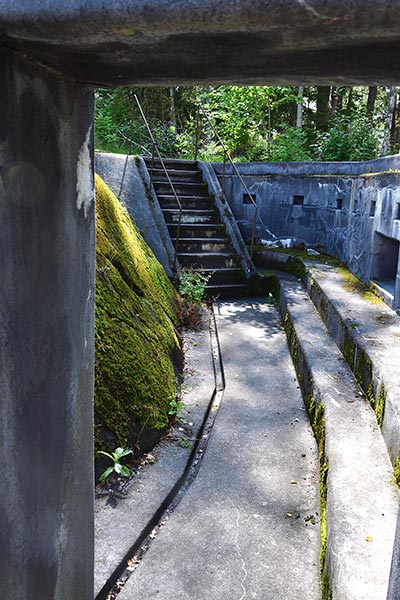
94,175 -> 182,454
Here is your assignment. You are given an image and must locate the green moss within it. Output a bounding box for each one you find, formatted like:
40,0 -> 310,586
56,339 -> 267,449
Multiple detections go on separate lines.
94,175 -> 182,452
366,382 -> 376,410
354,349 -> 372,389
251,246 -> 341,266
343,334 -> 356,370
313,403 -> 328,579
393,450 -> 400,487
337,267 -> 384,305
375,384 -> 386,427
283,311 -> 294,341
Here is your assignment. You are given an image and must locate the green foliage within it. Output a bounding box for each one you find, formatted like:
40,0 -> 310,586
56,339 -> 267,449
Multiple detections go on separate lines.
97,447 -> 132,482
315,115 -> 379,161
176,269 -> 210,329
95,85 -> 392,164
95,175 -> 182,452
269,127 -> 312,162
168,397 -> 185,419
178,269 -> 209,305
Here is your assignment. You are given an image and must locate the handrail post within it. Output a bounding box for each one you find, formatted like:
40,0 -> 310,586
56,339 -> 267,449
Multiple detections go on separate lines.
134,94 -> 183,273
199,106 -> 262,269
150,141 -> 156,186
222,150 -> 227,200
250,205 -> 257,261
194,110 -> 200,161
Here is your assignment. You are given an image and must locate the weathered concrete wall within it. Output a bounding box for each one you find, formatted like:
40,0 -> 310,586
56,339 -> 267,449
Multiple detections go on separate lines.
0,49 -> 95,599
214,157 -> 400,307
95,152 -> 175,276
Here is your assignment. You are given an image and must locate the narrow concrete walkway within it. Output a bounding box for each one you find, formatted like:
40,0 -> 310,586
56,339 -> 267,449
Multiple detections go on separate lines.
118,300 -> 320,600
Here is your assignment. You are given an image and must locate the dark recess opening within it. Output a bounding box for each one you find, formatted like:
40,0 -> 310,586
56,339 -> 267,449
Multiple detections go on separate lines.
369,200 -> 376,217
336,198 -> 343,210
293,195 -> 304,206
371,232 -> 400,281
243,193 -> 256,205
396,204 -> 400,220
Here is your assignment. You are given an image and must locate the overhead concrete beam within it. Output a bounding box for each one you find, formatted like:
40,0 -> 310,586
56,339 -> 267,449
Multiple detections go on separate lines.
1,1 -> 400,85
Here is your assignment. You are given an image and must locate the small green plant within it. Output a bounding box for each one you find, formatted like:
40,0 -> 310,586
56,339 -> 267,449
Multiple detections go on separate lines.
178,269 -> 209,305
168,397 -> 185,419
178,439 -> 193,449
97,447 -> 132,482
176,268 -> 211,329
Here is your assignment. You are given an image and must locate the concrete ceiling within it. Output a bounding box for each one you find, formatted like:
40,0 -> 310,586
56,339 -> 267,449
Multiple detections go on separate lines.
1,0 -> 400,86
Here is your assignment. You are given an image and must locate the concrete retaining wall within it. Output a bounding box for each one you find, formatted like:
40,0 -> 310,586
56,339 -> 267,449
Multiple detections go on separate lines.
213,156 -> 400,307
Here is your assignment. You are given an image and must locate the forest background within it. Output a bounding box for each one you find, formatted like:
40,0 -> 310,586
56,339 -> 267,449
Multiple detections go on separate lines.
95,85 -> 400,163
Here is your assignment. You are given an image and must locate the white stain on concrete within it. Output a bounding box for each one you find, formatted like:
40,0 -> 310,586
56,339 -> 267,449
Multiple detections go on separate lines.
76,124 -> 94,218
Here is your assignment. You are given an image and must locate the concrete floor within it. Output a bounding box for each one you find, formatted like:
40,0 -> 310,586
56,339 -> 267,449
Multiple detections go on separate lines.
117,300 -> 320,600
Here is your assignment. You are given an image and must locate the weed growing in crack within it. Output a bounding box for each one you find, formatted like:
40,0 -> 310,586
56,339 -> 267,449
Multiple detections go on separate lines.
176,268 -> 211,329
97,447 -> 132,482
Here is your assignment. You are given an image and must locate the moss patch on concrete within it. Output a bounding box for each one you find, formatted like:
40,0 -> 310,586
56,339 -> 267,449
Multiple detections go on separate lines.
282,308 -> 330,597
337,267 -> 384,305
94,175 -> 182,453
343,334 -> 356,370
394,450 -> 400,487
375,384 -> 386,427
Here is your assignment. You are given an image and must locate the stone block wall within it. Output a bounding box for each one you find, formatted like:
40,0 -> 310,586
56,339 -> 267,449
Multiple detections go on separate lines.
213,157 -> 400,307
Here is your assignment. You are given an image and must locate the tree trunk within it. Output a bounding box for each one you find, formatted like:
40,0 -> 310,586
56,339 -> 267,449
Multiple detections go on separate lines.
366,86 -> 377,117
330,86 -> 338,117
335,87 -> 345,113
346,87 -> 354,113
296,86 -> 304,129
316,86 -> 330,131
380,86 -> 396,156
390,91 -> 398,149
169,86 -> 177,131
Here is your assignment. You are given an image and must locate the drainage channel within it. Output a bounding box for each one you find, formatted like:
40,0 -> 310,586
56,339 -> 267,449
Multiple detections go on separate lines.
96,307 -> 225,600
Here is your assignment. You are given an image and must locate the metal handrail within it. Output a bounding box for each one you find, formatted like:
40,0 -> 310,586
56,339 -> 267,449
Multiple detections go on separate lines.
134,94 -> 183,270
198,108 -> 258,261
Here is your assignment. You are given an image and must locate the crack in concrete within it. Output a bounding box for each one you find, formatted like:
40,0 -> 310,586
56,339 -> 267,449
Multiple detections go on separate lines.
296,0 -> 329,20
230,501 -> 248,600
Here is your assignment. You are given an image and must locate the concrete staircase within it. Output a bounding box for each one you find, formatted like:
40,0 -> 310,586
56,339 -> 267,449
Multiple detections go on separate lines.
144,157 -> 248,297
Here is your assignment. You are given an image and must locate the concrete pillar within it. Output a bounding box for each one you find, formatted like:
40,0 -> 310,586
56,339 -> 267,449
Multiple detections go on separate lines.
0,48 -> 95,599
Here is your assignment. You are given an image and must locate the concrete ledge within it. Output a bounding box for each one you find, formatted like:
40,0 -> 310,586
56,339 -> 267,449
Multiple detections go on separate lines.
304,263 -> 400,467
277,273 -> 399,600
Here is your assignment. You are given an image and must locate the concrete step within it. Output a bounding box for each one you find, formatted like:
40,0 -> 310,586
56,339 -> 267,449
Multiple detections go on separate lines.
168,223 -> 225,239
302,261 -> 400,468
204,283 -> 248,299
150,168 -> 203,183
144,157 -> 198,171
276,272 -> 398,600
162,209 -> 218,225
178,252 -> 239,269
178,238 -> 230,254
201,267 -> 247,286
158,195 -> 213,210
153,181 -> 209,197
